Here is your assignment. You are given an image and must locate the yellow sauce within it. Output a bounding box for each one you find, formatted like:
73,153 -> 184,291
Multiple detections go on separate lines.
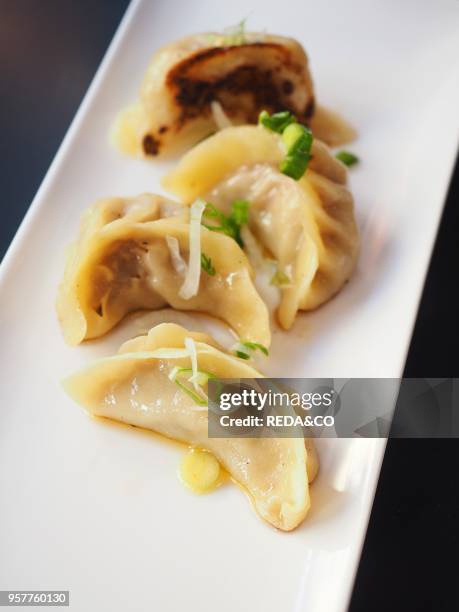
179,448 -> 222,494
110,103 -> 143,156
92,417 -> 227,494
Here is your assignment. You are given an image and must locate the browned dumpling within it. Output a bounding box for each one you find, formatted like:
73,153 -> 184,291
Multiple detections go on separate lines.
112,32 -> 315,158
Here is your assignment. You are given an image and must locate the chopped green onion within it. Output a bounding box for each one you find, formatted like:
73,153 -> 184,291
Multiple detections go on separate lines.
258,110 -> 296,133
233,341 -> 269,360
202,203 -> 233,238
170,367 -> 215,385
202,202 -> 224,221
270,267 -> 292,287
174,378 -> 208,406
169,366 -> 215,407
240,341 -> 269,356
282,122 -> 306,151
202,200 -> 250,247
279,155 -> 309,180
259,111 -> 313,180
335,150 -> 359,167
201,253 -> 216,276
231,199 -> 250,226
280,122 -> 313,180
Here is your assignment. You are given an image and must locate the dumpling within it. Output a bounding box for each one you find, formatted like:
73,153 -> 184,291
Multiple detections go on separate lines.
163,125 -> 359,329
56,194 -> 270,346
67,192 -> 189,237
57,193 -> 186,343
63,323 -> 312,531
111,31 -> 315,158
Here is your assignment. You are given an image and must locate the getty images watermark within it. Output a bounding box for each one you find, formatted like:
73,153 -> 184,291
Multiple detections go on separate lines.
208,378 -> 459,438
218,385 -> 336,429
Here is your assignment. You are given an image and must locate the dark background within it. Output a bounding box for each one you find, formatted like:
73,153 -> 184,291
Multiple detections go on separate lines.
1,2 -> 458,610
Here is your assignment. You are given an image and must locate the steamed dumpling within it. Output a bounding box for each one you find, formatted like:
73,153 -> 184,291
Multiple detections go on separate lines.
64,323 -> 311,531
163,126 -> 359,329
56,194 -> 270,346
66,192 -> 190,239
112,32 -> 315,158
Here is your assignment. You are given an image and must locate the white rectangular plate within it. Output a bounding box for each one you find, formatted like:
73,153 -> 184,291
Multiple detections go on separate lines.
1,1 -> 458,611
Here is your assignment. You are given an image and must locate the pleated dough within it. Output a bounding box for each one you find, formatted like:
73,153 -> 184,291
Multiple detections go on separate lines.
57,193 -> 270,346
112,32 -> 315,158
163,126 -> 359,329
64,323 -> 311,531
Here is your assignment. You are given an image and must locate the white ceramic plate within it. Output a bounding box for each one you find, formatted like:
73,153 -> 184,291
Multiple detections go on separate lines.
1,1 -> 458,610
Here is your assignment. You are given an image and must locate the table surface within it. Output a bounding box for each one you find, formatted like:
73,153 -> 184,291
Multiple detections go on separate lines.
1,2 -> 458,610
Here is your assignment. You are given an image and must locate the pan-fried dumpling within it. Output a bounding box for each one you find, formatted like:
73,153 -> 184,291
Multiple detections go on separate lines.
57,196 -> 270,347
63,323 -> 311,531
163,126 -> 359,329
112,31 -> 315,159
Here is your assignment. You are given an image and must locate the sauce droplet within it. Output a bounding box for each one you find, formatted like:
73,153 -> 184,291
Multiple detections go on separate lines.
179,448 -> 221,494
110,103 -> 144,156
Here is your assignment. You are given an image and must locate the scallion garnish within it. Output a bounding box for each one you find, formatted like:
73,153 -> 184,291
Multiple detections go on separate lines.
201,253 -> 216,276
231,199 -> 250,226
258,110 -> 296,133
169,366 -> 215,407
202,200 -> 250,246
335,150 -> 359,167
174,378 -> 208,406
258,110 -> 313,180
280,122 -> 313,180
241,341 -> 269,355
233,341 -> 269,360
